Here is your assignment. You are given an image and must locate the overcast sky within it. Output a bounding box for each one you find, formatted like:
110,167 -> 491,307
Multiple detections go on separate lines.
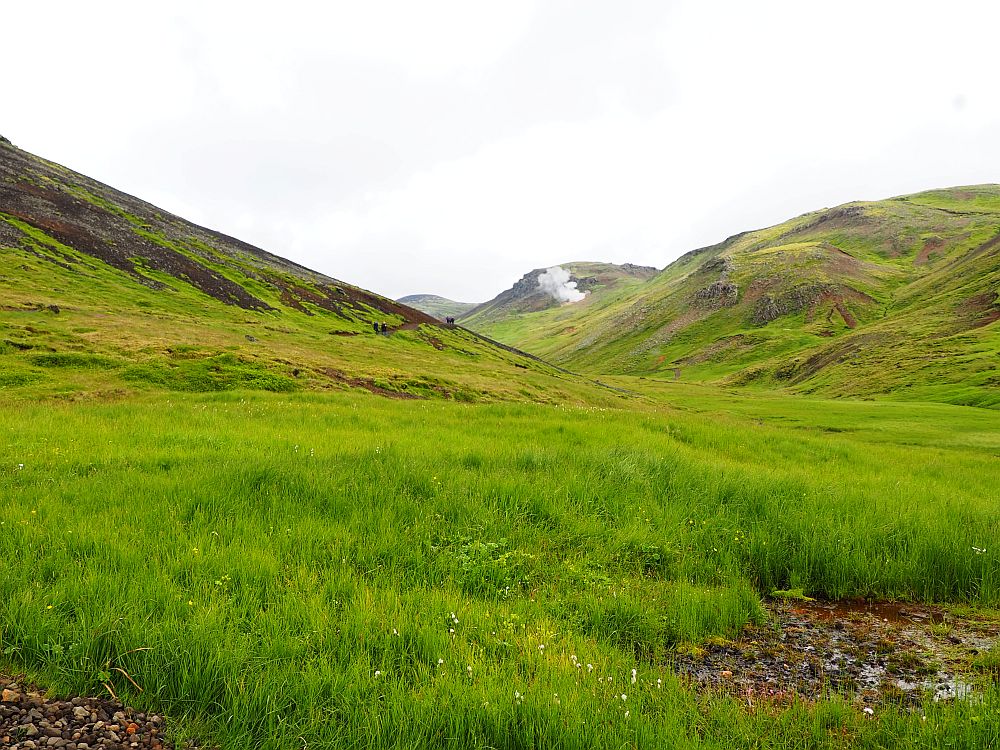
6,1 -> 1000,301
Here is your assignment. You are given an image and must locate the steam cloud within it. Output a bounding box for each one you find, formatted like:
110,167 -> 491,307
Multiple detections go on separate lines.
537,266 -> 585,303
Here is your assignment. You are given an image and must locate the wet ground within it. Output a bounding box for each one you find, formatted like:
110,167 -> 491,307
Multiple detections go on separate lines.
675,599 -> 999,706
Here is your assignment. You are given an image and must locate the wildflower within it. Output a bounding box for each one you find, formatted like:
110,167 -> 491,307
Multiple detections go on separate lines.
188,600 -> 194,606
46,605 -> 53,610
538,644 -> 545,652
657,678 -> 662,689
192,548 -> 199,554
625,710 -> 630,719
449,628 -> 454,634
587,663 -> 594,672
467,665 -> 473,675
631,668 -> 637,684
374,670 -> 382,678
17,464 -> 24,470
621,694 -> 627,701
392,628 -> 399,636
863,707 -> 874,716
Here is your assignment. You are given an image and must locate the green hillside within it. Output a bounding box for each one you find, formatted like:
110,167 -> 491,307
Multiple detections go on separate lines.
397,294 -> 478,320
459,262 -> 659,328
467,189 -> 1000,407
0,141 -> 623,406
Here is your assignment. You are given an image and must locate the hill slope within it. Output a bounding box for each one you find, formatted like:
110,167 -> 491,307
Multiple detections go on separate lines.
0,141 -> 620,405
469,189 -> 1000,407
460,261 -> 659,329
397,294 -> 478,320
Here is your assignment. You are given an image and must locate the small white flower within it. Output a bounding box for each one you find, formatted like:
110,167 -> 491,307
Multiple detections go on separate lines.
392,628 -> 398,636
624,710 -> 630,719
863,707 -> 874,716
621,693 -> 627,701
374,670 -> 381,678
17,463 -> 24,470
631,668 -> 637,684
437,658 -> 444,665
657,678 -> 662,689
538,644 -> 545,651
587,663 -> 594,672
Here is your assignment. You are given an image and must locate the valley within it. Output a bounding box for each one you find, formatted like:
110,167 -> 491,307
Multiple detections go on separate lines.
1,138 -> 999,749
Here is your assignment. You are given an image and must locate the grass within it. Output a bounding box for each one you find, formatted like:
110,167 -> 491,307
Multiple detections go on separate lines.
2,388 -> 999,748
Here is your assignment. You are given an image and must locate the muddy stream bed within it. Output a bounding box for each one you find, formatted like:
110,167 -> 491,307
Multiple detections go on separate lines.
674,599 -> 999,706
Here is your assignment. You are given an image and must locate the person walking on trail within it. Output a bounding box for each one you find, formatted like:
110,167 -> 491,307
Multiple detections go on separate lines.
373,321 -> 380,334
380,322 -> 388,334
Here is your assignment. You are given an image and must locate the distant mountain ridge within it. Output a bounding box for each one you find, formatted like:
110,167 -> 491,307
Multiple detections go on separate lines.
465,188 -> 1000,407
397,294 -> 478,320
459,262 -> 659,327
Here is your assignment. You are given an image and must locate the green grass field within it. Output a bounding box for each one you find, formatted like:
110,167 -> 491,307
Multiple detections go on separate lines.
3,387 -> 999,748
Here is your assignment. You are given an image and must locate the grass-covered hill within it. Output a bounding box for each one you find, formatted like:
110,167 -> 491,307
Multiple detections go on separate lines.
0,140 -> 624,405
397,294 -> 478,320
458,262 -> 659,328
467,189 -> 1000,407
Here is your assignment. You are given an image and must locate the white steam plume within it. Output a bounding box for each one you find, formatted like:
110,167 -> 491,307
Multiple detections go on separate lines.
537,266 -> 586,303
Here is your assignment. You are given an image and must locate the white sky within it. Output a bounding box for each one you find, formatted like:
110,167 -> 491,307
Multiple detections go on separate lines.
5,1 -> 1000,301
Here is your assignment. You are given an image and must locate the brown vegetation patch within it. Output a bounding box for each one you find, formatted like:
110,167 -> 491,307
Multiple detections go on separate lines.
676,335 -> 756,365
314,368 -> 421,399
957,292 -> 1000,330
674,599 -> 998,707
915,236 -> 947,265
777,332 -> 889,382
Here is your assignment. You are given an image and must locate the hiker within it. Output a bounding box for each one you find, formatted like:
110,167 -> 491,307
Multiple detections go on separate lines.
373,321 -> 380,334
380,322 -> 388,334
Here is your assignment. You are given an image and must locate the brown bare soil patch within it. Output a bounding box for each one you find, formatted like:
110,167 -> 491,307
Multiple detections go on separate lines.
674,599 -> 999,708
915,236 -> 947,265
315,368 -> 421,399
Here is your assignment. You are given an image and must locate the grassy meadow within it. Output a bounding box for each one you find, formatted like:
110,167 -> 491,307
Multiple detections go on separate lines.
3,387 -> 1000,748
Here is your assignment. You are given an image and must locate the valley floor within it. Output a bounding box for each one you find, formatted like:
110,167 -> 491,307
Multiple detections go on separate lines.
2,387 -> 999,748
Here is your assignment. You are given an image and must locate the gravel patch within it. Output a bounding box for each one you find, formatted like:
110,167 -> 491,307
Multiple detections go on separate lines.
1,675 -> 202,750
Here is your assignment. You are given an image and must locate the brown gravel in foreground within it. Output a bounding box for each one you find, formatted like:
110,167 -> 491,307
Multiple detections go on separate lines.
1,675 -> 202,750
